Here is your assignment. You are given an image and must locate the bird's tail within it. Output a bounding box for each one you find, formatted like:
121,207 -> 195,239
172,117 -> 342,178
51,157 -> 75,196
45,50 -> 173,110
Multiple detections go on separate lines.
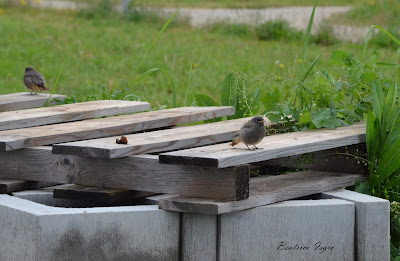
229,136 -> 241,147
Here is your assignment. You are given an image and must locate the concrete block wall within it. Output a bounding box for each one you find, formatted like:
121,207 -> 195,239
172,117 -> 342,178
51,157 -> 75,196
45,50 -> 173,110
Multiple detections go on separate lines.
0,195 -> 179,261
0,189 -> 390,261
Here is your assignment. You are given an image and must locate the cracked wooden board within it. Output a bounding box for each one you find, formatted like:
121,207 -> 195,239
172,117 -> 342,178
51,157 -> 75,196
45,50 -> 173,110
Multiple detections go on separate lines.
0,100 -> 150,131
0,106 -> 234,151
158,170 -> 366,214
52,117 -> 270,158
159,122 -> 366,168
0,92 -> 66,112
0,147 -> 249,200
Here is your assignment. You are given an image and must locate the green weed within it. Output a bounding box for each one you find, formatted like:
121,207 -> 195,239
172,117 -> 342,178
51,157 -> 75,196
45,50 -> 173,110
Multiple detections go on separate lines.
255,21 -> 302,41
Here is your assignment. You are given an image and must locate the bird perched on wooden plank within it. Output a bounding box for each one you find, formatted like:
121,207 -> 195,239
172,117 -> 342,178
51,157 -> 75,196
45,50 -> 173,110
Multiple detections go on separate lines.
23,67 -> 49,95
230,116 -> 266,150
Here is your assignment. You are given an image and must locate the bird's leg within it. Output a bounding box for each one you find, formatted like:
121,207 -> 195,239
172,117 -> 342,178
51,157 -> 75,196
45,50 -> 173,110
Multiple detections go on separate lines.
252,145 -> 258,150
245,144 -> 251,150
30,90 -> 34,95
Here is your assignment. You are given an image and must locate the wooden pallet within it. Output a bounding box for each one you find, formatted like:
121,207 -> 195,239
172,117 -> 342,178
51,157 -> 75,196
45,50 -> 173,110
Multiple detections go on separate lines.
0,93 -> 368,213
0,106 -> 234,151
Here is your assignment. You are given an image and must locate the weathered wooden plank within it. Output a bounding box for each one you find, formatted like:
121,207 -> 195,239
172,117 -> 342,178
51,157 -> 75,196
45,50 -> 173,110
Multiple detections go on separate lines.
0,92 -> 66,112
53,117 -> 270,158
158,170 -> 366,214
0,100 -> 150,131
0,106 -> 234,151
0,147 -> 249,200
159,122 -> 366,168
263,143 -> 368,174
53,184 -> 155,203
0,179 -> 59,194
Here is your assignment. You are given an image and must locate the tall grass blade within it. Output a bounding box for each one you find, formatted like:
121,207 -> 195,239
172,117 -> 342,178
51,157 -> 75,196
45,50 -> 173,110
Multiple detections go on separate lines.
132,67 -> 177,107
299,0 -> 317,72
298,44 -> 362,85
372,80 -> 383,123
221,72 -> 238,119
363,25 -> 400,61
184,62 -> 193,106
45,67 -> 63,107
131,9 -> 180,80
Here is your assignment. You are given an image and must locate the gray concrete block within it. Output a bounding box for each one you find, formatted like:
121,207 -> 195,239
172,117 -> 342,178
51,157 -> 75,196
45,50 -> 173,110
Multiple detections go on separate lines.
0,195 -> 179,261
321,189 -> 390,261
2,189 -> 390,261
182,213 -> 217,261
219,199 -> 355,261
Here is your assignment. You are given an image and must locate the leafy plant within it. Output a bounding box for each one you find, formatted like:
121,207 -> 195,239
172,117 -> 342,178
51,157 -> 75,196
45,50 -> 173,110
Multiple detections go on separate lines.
255,21 -> 302,41
195,71 -> 261,119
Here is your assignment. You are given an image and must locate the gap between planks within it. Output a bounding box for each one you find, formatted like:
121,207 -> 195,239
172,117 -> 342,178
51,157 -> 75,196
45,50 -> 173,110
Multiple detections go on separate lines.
159,122 -> 366,168
158,170 -> 367,214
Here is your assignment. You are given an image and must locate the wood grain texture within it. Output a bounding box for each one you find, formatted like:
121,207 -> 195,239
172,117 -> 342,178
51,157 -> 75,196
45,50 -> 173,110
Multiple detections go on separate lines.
263,143 -> 368,174
53,117 -> 270,158
0,147 -> 249,200
53,184 -> 155,203
0,179 -> 58,193
0,93 -> 66,112
0,100 -> 150,131
158,170 -> 366,214
159,122 -> 366,168
0,106 -> 234,151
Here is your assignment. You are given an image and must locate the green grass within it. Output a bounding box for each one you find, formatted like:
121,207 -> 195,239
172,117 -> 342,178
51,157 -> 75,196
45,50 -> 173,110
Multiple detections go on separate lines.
0,7 -> 317,107
0,6 -> 397,108
38,0 -> 370,8
329,0 -> 400,27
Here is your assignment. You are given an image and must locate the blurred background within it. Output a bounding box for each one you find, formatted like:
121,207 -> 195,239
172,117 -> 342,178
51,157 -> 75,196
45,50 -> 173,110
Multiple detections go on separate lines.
0,0 -> 398,108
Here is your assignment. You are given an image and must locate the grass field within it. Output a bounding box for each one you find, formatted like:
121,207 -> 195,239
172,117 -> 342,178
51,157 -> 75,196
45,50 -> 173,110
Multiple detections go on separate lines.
0,7 -> 317,107
0,5 -> 398,108
49,0 -> 371,8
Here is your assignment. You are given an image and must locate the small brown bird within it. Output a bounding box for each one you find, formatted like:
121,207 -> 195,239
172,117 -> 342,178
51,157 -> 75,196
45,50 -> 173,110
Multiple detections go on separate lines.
23,67 -> 49,95
230,116 -> 266,150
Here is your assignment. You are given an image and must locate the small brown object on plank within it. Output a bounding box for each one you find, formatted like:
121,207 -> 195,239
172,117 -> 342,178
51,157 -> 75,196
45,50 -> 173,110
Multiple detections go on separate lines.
0,93 -> 66,112
53,184 -> 155,203
116,135 -> 128,144
158,170 -> 366,214
0,178 -> 59,194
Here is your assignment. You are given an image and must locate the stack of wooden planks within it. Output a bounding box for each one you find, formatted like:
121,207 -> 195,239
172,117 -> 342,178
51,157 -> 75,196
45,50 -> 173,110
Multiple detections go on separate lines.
0,92 -> 368,214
